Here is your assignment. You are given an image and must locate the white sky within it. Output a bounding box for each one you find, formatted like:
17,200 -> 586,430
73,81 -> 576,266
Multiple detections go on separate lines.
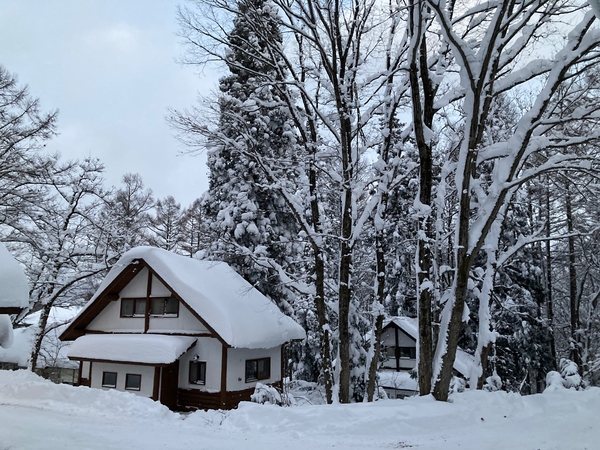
0,0 -> 218,206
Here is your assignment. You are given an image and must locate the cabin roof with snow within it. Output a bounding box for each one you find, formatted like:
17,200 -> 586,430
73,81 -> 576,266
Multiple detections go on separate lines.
384,317 -> 418,340
382,316 -> 474,378
0,243 -> 29,314
61,246 -> 306,349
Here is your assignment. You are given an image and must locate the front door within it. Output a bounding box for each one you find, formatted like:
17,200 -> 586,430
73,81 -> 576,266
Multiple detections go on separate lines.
159,361 -> 179,410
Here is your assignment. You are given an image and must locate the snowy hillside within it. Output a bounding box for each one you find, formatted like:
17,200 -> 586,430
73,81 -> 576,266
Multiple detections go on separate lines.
0,370 -> 598,449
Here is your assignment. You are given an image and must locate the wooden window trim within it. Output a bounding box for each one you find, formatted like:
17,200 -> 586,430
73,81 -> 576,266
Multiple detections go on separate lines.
120,298 -> 147,318
102,371 -> 117,388
245,357 -> 271,383
125,373 -> 142,391
189,360 -> 206,385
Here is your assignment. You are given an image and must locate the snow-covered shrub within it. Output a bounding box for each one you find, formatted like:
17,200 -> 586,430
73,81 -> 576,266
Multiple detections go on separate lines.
449,376 -> 466,394
483,372 -> 502,391
544,359 -> 583,392
377,386 -> 388,400
559,359 -> 582,389
251,383 -> 283,406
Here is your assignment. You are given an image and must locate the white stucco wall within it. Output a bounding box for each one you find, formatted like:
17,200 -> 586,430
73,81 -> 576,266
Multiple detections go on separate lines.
226,347 -> 281,392
90,362 -> 155,398
86,300 -> 145,332
177,337 -> 223,392
86,266 -> 208,334
119,268 -> 149,298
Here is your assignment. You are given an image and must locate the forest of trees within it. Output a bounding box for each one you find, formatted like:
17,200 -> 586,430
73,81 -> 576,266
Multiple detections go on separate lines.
2,0 -> 600,403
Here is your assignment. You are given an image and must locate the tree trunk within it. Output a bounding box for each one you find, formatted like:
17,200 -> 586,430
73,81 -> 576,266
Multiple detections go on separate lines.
408,0 -> 436,396
565,183 -> 581,369
29,302 -> 52,371
366,230 -> 387,402
545,185 -> 557,368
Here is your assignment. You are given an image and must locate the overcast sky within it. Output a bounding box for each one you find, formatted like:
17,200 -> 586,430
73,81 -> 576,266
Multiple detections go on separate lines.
0,0 -> 216,206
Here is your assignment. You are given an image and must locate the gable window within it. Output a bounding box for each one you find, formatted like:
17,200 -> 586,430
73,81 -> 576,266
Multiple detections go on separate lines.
120,298 -> 146,317
399,347 -> 416,359
245,358 -> 270,382
125,373 -> 142,391
189,361 -> 206,385
150,297 -> 179,317
102,371 -> 117,388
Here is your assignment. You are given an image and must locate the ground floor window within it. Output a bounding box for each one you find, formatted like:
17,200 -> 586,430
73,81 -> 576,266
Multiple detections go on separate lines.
125,373 -> 142,391
245,357 -> 270,382
189,361 -> 206,385
399,347 -> 416,359
102,371 -> 117,388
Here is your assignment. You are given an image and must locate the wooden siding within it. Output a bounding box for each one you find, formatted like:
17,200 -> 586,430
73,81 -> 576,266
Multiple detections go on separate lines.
177,387 -> 259,411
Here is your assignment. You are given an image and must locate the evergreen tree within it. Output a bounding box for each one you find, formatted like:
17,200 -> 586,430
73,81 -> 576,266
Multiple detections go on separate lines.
203,0 -> 301,308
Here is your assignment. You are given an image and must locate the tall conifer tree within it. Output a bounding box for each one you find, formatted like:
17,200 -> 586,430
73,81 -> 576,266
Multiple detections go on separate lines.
204,0 -> 299,309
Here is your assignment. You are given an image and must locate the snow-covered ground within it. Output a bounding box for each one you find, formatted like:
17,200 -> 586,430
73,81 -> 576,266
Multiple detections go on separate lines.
1,371 -> 598,449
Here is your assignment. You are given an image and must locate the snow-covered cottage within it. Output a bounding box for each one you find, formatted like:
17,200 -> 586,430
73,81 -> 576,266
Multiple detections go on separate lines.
59,246 -> 306,410
0,243 -> 29,350
379,317 -> 473,398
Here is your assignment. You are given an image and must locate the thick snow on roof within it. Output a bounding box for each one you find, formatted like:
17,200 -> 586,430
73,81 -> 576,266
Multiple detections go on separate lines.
377,370 -> 418,392
454,348 -> 475,378
384,316 -> 473,377
385,317 -> 418,340
0,243 -> 29,309
81,246 -> 306,349
0,307 -> 82,364
68,334 -> 197,364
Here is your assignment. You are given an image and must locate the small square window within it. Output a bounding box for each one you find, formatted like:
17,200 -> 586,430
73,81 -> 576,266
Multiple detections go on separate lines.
125,373 -> 142,391
134,300 -> 146,316
121,299 -> 134,317
189,361 -> 206,385
399,347 -> 416,359
102,371 -> 117,388
245,358 -> 270,382
164,298 -> 178,315
150,297 -> 179,316
121,299 -> 146,317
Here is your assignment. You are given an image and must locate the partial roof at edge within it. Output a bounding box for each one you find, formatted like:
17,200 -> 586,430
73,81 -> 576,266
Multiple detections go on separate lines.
0,243 -> 29,310
66,247 -> 306,349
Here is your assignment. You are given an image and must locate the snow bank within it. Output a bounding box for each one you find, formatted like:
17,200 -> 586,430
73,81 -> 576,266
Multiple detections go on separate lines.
0,370 -> 177,422
1,369 -> 600,449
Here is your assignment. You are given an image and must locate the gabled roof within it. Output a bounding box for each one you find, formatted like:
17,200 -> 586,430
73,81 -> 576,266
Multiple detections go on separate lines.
383,316 -> 474,378
384,317 -> 418,340
61,247 -> 306,349
0,243 -> 29,314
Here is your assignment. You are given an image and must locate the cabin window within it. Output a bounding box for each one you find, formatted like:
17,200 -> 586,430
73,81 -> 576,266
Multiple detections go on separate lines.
102,371 -> 117,388
399,347 -> 416,359
125,373 -> 142,391
189,361 -> 206,385
121,298 -> 146,317
150,297 -> 179,317
245,357 -> 270,382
